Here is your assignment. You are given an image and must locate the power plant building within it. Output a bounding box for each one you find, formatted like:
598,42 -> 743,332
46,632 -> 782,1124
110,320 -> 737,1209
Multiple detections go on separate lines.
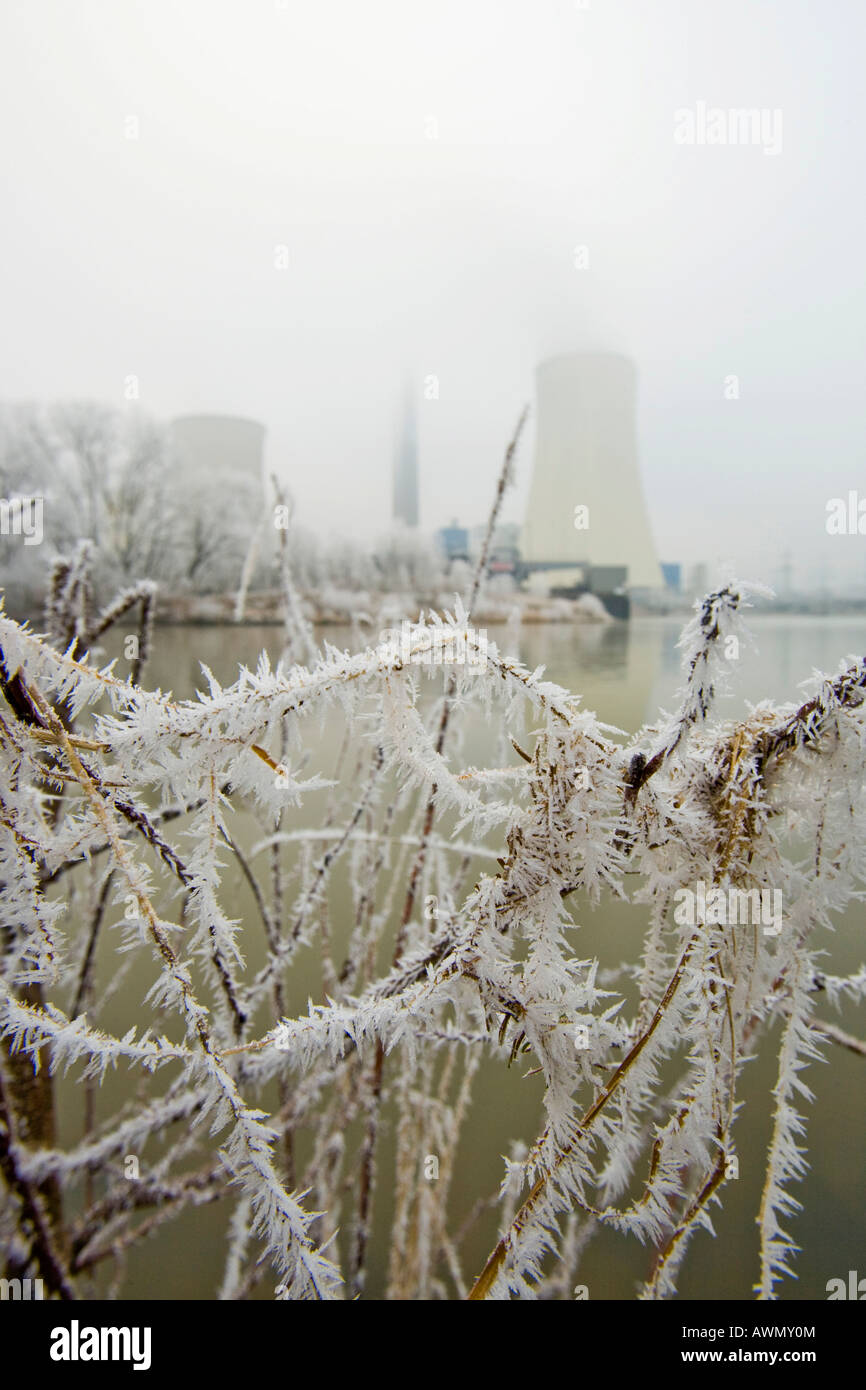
170,415 -> 266,493
522,354 -> 662,593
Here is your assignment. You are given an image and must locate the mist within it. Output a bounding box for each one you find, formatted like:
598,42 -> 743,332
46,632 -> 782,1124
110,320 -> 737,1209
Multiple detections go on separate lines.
1,0 -> 865,590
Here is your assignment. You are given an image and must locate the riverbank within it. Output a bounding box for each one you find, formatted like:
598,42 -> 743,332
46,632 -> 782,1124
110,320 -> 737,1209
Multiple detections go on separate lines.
153,587 -> 615,627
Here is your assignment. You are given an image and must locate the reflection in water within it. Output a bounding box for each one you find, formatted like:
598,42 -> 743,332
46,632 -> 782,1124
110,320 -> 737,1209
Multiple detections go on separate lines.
520,621 -> 658,737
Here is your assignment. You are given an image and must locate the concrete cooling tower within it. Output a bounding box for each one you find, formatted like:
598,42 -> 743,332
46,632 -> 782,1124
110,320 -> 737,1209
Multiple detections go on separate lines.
522,354 -> 662,591
169,415 -> 266,492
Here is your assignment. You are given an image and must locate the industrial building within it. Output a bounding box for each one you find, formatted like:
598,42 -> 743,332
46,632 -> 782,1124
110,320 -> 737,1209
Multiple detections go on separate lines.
521,353 -> 663,607
169,414 -> 266,491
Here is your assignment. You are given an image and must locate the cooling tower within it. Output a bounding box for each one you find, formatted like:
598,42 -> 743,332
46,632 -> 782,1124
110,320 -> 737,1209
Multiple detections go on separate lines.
522,354 -> 662,590
170,415 -> 266,492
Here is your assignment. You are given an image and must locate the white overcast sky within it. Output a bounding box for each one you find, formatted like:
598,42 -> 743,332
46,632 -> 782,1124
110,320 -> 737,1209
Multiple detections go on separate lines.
2,0 -> 865,589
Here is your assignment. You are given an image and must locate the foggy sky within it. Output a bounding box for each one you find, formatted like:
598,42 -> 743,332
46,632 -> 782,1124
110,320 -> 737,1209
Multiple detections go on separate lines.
2,0 -> 865,592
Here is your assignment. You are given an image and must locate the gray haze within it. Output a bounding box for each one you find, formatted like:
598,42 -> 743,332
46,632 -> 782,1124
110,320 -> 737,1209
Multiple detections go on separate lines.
2,0 -> 865,592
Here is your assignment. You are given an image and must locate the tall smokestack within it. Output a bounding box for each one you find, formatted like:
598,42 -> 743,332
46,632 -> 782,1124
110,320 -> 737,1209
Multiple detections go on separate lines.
392,383 -> 419,527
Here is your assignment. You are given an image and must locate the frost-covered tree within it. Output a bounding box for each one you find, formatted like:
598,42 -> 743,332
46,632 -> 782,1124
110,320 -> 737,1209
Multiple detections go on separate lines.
0,402 -> 265,605
0,403 -> 176,596
0,418 -> 864,1300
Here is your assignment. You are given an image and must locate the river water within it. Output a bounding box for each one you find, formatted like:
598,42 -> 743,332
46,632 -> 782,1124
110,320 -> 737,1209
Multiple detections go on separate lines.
69,614 -> 866,1300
